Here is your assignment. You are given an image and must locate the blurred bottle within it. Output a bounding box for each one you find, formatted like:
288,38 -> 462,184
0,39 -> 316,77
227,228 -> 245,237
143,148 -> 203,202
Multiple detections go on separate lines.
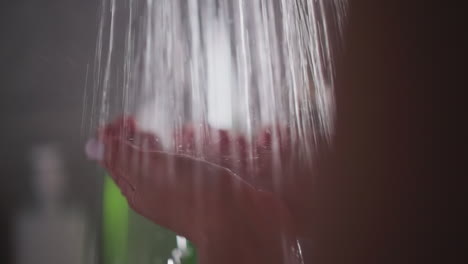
14,144 -> 90,264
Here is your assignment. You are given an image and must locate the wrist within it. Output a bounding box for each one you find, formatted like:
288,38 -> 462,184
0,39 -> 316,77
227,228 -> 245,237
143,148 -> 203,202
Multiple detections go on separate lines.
197,190 -> 301,264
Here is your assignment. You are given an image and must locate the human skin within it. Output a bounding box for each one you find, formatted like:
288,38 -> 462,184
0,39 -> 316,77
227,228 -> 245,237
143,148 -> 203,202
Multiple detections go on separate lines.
88,117 -> 306,264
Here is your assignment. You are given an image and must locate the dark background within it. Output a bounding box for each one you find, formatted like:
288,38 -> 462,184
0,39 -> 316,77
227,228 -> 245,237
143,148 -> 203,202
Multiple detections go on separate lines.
0,0 -> 457,263
0,1 -> 102,263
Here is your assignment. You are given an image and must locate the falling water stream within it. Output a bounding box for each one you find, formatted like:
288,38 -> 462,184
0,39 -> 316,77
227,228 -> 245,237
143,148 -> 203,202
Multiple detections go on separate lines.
89,0 -> 346,155
86,0 -> 346,263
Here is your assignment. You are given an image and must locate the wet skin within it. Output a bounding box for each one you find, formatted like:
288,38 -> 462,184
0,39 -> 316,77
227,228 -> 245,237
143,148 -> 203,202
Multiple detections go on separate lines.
90,117 -> 309,264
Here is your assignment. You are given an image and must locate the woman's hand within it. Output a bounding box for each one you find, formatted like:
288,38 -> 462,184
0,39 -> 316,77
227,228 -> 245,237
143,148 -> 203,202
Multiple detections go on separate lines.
87,117 -> 303,264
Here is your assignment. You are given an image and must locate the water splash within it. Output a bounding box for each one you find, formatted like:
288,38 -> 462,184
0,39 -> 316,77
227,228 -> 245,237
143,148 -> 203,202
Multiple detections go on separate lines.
87,0 -> 346,159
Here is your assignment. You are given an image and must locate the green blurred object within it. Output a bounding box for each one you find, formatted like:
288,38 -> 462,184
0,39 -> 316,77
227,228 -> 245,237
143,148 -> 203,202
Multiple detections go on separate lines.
102,175 -> 129,264
181,243 -> 197,264
127,209 -> 176,264
102,175 -> 197,264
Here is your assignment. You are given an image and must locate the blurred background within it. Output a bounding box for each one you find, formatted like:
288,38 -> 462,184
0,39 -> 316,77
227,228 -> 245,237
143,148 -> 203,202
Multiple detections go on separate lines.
0,1 -> 102,263
0,0 -> 456,263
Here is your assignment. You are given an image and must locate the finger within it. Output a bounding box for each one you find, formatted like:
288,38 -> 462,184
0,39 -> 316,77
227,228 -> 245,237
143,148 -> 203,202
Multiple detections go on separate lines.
85,138 -> 105,161
101,136 -> 142,186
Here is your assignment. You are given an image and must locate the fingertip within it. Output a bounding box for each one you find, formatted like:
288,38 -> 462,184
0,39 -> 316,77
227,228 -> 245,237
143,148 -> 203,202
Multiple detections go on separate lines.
85,138 -> 105,161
